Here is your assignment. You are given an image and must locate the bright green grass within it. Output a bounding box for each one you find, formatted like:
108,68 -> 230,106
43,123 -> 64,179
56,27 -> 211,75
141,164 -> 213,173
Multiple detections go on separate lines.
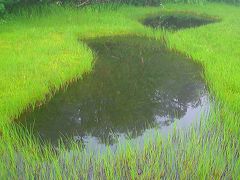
0,3 -> 239,179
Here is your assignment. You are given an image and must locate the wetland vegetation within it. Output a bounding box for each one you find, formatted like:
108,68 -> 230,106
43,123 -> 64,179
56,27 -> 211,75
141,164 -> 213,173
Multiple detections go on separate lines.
0,1 -> 240,179
19,36 -> 208,146
143,13 -> 218,30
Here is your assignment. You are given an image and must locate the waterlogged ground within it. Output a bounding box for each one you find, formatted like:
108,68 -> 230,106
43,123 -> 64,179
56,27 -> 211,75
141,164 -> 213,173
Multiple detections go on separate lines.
0,3 -> 239,178
143,13 -> 217,30
19,36 -> 209,147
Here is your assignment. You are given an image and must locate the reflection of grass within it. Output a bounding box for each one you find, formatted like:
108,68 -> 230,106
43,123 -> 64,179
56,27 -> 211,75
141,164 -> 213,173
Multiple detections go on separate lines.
0,3 -> 239,178
19,36 -> 203,144
144,12 -> 219,30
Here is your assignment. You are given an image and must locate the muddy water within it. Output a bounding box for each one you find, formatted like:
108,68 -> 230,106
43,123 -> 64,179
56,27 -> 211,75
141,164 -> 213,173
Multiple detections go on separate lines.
19,36 -> 209,147
143,13 -> 217,30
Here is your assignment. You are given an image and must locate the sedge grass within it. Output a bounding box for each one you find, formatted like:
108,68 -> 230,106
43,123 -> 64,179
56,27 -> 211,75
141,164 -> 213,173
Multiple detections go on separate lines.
0,3 -> 240,179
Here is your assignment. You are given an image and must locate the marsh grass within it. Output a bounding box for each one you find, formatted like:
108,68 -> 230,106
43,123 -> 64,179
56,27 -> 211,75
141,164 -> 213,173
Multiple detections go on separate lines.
0,3 -> 240,179
1,109 -> 238,179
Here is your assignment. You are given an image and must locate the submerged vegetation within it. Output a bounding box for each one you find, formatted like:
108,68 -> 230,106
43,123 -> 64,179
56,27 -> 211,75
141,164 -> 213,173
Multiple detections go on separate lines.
0,2 -> 240,179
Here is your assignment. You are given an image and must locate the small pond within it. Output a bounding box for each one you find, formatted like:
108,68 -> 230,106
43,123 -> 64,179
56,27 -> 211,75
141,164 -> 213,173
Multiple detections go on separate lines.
18,36 -> 209,148
143,13 -> 217,30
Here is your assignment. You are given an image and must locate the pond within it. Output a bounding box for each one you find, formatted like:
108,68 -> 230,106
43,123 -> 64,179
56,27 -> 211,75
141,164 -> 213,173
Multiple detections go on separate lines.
143,13 -> 217,30
18,36 -> 209,148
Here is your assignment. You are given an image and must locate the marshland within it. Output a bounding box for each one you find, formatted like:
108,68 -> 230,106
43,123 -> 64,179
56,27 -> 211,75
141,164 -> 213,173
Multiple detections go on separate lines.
0,0 -> 240,179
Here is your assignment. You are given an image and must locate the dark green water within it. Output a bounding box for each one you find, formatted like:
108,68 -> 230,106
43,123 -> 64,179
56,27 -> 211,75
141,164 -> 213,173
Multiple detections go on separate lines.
19,36 -> 209,147
143,14 -> 217,30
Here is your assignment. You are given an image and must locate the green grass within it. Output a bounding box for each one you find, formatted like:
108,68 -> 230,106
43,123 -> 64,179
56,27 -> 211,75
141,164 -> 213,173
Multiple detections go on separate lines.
0,3 -> 240,179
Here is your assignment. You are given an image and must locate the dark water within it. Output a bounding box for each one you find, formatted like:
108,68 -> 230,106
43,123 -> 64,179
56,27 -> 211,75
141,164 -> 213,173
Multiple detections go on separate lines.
144,14 -> 217,30
19,36 -> 209,147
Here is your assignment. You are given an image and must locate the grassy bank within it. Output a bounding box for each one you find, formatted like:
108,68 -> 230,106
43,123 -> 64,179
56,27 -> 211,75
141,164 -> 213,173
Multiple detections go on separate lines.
0,3 -> 239,179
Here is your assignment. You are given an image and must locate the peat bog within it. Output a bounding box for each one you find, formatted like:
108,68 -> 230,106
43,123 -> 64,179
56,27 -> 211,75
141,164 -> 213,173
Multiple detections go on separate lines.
18,36 -> 209,148
143,13 -> 218,30
1,3 -> 240,178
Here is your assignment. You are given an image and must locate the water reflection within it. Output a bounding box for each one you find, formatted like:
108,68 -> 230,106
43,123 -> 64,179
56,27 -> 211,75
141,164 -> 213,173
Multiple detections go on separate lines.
143,14 -> 217,30
19,36 -> 208,145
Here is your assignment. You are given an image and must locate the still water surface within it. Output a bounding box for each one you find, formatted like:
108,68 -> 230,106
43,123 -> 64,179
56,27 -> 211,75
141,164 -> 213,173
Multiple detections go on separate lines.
143,14 -> 217,30
19,36 -> 209,147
